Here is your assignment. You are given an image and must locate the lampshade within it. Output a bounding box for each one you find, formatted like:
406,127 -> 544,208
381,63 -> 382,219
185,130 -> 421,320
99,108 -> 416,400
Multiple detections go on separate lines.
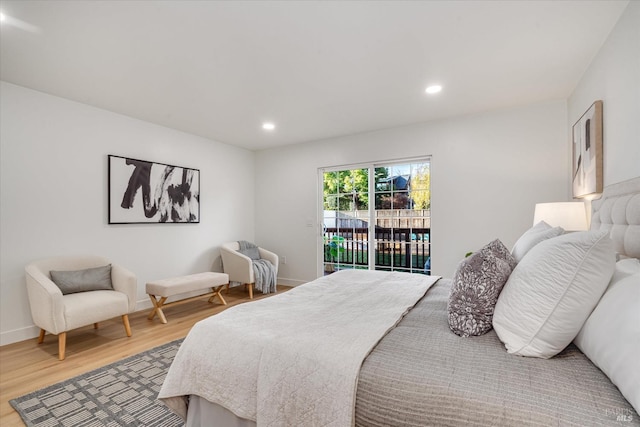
533,202 -> 588,231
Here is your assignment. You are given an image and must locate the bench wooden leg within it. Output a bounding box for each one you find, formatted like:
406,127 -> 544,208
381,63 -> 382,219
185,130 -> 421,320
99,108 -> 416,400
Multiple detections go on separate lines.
208,285 -> 227,305
58,332 -> 66,361
248,283 -> 253,299
148,295 -> 168,324
122,314 -> 132,337
38,328 -> 46,344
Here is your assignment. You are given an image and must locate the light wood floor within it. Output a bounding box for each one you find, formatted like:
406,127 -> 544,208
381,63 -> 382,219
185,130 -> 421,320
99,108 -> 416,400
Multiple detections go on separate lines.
0,285 -> 291,426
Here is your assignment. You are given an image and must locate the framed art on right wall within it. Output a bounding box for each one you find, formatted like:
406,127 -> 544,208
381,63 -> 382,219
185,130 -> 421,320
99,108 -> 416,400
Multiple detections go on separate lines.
572,100 -> 603,198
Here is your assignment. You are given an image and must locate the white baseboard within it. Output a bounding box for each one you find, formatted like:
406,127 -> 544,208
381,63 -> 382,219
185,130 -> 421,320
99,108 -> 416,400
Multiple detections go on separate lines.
0,325 -> 41,346
277,277 -> 307,287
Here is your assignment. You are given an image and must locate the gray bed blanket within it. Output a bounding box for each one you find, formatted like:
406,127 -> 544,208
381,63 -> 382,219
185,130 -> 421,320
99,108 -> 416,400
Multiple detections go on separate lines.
238,241 -> 276,294
355,279 -> 639,427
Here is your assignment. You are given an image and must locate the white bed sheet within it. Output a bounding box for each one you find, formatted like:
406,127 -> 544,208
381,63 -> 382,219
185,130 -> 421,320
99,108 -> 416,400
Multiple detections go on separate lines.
186,396 -> 255,427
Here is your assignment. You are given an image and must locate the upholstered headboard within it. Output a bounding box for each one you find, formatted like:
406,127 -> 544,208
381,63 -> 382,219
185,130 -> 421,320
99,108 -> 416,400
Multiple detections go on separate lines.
590,176 -> 640,259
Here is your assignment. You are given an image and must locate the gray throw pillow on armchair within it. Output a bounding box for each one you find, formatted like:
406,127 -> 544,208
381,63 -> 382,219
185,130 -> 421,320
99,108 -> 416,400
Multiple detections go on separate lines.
448,239 -> 515,337
50,264 -> 113,295
237,240 -> 261,260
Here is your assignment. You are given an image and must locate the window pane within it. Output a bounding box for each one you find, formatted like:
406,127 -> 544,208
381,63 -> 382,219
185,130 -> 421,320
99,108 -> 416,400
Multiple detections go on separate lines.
344,168 -> 369,194
324,171 -> 338,195
374,167 -> 391,191
410,164 -> 430,190
391,191 -> 410,210
375,192 -> 392,210
409,190 -> 430,211
324,194 -> 339,210
354,192 -> 368,211
411,243 -> 430,269
338,195 -> 355,212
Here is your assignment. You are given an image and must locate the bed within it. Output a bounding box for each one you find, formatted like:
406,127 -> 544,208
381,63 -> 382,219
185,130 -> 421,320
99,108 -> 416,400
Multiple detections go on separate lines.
160,176 -> 640,426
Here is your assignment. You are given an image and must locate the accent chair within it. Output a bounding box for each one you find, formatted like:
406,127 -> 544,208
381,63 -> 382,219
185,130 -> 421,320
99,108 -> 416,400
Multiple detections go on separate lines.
25,255 -> 137,360
220,242 -> 278,299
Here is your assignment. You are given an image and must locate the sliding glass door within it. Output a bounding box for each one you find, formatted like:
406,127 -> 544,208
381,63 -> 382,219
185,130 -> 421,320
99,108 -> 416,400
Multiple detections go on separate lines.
320,158 -> 431,276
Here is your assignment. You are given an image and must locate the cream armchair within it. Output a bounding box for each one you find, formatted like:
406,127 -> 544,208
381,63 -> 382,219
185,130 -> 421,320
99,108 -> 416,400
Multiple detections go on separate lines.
25,255 -> 137,360
220,242 -> 278,299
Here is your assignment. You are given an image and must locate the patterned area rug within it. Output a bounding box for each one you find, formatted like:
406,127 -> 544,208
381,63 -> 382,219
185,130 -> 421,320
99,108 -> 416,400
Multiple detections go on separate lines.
10,339 -> 184,427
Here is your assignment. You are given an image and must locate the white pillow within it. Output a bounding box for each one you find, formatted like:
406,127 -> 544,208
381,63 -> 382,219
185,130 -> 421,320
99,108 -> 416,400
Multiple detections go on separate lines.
493,229 -> 616,358
511,221 -> 564,263
610,257 -> 640,283
574,271 -> 640,413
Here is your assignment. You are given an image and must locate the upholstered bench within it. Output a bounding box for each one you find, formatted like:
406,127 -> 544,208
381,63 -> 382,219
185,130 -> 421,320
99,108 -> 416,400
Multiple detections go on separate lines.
146,272 -> 229,324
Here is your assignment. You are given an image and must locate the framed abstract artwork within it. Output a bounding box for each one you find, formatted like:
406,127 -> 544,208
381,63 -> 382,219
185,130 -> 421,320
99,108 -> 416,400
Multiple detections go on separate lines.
108,155 -> 200,224
572,100 -> 603,199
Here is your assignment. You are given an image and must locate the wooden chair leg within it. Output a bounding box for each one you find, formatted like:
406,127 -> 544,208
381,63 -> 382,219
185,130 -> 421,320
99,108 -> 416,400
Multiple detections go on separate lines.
58,332 -> 66,361
122,314 -> 132,337
248,283 -> 253,299
38,329 -> 46,344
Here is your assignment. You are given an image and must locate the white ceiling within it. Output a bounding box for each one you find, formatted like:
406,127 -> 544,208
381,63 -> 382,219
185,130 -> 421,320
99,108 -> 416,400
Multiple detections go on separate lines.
0,1 -> 629,151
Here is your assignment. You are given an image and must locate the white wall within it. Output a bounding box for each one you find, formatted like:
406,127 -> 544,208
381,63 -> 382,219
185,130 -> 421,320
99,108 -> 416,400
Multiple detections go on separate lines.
255,101 -> 569,284
568,2 -> 640,186
0,82 -> 255,345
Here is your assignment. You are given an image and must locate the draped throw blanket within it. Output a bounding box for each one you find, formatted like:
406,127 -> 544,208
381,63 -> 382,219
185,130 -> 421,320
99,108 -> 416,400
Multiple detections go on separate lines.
252,259 -> 276,294
238,241 -> 276,294
159,270 -> 440,426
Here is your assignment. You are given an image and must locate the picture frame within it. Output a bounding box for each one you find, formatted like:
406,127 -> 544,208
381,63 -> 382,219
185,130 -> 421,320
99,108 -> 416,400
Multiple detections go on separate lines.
572,100 -> 603,199
108,155 -> 200,224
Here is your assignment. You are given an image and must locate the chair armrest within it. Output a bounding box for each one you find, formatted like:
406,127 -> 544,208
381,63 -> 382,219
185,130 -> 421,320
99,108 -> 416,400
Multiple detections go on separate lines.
111,264 -> 137,313
221,246 -> 254,283
25,265 -> 66,334
258,248 -> 279,277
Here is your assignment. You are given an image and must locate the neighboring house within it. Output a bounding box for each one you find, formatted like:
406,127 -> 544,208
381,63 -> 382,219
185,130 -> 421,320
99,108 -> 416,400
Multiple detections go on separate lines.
376,175 -> 410,192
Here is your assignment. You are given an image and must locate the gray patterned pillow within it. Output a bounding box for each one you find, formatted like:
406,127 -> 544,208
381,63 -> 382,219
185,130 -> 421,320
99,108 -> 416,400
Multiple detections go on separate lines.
486,238 -> 518,271
50,264 -> 113,295
448,240 -> 515,337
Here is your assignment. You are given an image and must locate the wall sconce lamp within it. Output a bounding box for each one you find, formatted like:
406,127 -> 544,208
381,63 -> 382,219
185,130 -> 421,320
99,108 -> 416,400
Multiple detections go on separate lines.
533,202 -> 588,231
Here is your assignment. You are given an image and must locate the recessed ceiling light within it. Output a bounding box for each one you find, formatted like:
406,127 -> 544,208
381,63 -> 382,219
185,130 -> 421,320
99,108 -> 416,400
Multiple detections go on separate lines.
262,122 -> 276,131
425,85 -> 443,94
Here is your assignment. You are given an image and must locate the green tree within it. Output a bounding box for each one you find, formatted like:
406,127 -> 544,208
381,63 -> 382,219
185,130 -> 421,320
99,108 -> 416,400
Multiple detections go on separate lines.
324,168 -> 387,210
323,171 -> 348,210
410,165 -> 430,209
343,168 -> 368,209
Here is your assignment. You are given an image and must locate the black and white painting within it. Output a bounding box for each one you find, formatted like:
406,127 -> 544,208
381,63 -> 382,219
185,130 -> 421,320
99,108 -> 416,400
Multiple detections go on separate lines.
572,100 -> 603,199
108,155 -> 200,224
